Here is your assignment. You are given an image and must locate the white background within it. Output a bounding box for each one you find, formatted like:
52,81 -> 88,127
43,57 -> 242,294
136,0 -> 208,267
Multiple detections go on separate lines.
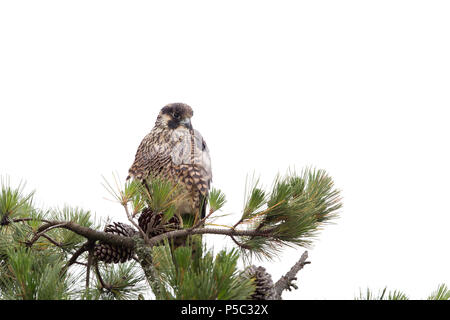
1,1 -> 449,299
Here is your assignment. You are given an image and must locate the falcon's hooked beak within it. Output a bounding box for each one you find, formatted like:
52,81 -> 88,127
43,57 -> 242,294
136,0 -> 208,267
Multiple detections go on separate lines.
180,118 -> 193,130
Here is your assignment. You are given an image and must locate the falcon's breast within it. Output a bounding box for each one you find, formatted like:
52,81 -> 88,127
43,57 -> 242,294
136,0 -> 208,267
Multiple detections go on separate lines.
128,125 -> 212,218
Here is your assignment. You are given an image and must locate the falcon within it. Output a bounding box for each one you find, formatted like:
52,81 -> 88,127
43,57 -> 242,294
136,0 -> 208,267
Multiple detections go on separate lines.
127,103 -> 212,226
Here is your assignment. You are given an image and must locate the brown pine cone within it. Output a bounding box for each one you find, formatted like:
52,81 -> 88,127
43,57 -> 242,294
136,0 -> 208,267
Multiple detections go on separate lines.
94,222 -> 136,264
243,265 -> 276,300
138,207 -> 181,237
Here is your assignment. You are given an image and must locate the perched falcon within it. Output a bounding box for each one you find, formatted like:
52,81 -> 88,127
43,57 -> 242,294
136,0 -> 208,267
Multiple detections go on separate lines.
127,103 -> 212,225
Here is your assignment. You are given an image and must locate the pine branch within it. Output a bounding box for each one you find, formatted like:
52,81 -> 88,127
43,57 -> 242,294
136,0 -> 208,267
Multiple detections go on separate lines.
229,234 -> 252,250
24,219 -> 280,252
27,223 -> 69,247
30,220 -> 136,250
1,168 -> 342,300
40,234 -> 64,248
85,242 -> 95,290
12,217 -> 51,224
62,241 -> 91,272
146,227 -> 275,247
90,260 -> 149,300
94,260 -> 110,291
273,250 -> 310,300
123,201 -> 150,244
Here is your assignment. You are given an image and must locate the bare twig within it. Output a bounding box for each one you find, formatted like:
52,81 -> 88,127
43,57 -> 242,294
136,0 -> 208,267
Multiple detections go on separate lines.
41,234 -> 64,248
86,243 -> 95,290
12,217 -> 52,224
94,261 -> 111,291
62,241 -> 91,273
232,218 -> 244,229
229,234 -> 252,249
27,223 -> 68,247
273,250 -> 310,300
123,203 -> 150,244
190,207 -> 215,230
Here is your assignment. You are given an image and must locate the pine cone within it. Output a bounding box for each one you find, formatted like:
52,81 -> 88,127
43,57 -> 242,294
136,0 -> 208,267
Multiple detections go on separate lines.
0,214 -> 10,226
244,265 -> 276,300
94,222 -> 136,264
138,207 -> 181,238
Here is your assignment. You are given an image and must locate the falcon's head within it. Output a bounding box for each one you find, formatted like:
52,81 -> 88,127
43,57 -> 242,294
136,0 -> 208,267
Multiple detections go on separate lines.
157,103 -> 194,130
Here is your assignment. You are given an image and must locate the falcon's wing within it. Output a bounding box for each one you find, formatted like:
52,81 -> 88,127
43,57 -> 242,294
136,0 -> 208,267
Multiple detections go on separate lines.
197,133 -> 212,219
167,129 -> 212,219
127,132 -> 173,181
171,129 -> 212,195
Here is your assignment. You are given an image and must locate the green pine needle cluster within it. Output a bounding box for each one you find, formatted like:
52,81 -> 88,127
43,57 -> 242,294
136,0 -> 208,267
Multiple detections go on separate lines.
356,283 -> 450,300
141,177 -> 180,221
427,283 -> 450,300
356,287 -> 409,300
0,178 -> 98,300
0,168 -> 344,300
151,241 -> 255,300
238,168 -> 342,260
103,173 -> 183,222
208,187 -> 227,213
87,261 -> 148,300
2,171 -> 449,301
0,177 -> 35,225
0,246 -> 80,300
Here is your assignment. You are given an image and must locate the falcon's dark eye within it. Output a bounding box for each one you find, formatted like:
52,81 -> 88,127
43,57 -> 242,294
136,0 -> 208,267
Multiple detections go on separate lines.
173,111 -> 181,120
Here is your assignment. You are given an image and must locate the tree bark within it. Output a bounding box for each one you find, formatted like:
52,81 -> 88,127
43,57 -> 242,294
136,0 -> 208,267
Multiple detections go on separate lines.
273,251 -> 310,300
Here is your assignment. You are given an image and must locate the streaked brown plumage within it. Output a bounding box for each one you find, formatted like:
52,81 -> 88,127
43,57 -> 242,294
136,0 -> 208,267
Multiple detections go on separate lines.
127,103 -> 212,223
